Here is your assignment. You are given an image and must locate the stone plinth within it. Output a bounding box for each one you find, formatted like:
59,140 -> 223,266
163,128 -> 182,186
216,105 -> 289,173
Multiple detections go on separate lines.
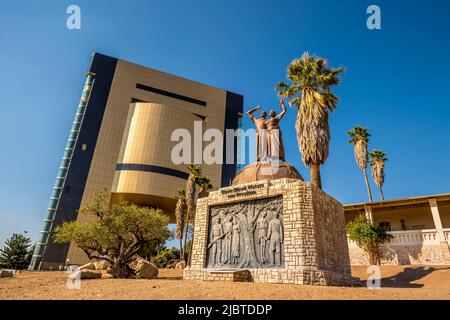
184,178 -> 352,286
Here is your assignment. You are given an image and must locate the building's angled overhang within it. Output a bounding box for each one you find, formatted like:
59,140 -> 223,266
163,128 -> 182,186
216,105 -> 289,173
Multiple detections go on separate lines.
344,193 -> 450,213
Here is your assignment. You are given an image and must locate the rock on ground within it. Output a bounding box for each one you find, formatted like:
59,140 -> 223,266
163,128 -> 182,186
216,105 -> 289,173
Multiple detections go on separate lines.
79,262 -> 96,271
94,260 -> 110,270
68,270 -> 102,280
0,269 -> 14,278
129,256 -> 158,279
166,259 -> 182,269
175,261 -> 186,269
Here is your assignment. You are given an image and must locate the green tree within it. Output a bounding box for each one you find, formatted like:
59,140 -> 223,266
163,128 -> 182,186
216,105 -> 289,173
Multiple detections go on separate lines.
348,125 -> 373,202
54,188 -> 172,278
138,241 -> 166,262
0,233 -> 33,270
346,214 -> 393,265
276,52 -> 344,189
154,247 -> 180,268
178,165 -> 213,264
369,150 -> 388,200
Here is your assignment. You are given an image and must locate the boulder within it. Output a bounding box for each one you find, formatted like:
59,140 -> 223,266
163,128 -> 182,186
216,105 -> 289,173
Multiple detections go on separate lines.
94,260 -> 110,270
175,261 -> 186,269
0,269 -> 14,278
166,259 -> 182,269
69,270 -> 102,280
129,256 -> 158,279
79,262 -> 96,271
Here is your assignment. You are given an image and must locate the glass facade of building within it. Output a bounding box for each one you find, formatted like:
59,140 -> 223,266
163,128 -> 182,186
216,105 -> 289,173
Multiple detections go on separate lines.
29,73 -> 95,270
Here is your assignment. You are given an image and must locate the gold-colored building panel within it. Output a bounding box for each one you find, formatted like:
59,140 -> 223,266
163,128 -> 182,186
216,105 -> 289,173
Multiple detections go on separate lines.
66,57 -> 235,265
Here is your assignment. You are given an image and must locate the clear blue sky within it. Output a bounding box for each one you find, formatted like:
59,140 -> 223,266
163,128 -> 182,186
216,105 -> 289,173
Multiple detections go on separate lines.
1,0 -> 450,247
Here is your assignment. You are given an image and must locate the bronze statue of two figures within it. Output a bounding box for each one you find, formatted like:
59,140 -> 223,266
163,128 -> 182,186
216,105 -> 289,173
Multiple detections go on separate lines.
206,100 -> 289,269
246,99 -> 287,162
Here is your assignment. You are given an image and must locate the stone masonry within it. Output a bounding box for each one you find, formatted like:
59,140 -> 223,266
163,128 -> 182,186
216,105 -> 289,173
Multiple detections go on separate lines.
349,243 -> 450,265
184,178 -> 353,286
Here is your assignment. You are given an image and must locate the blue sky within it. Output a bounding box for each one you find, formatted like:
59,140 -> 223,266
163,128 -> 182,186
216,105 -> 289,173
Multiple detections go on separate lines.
1,0 -> 450,248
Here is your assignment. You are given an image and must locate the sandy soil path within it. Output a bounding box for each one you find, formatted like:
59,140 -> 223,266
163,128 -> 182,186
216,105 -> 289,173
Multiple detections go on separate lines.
1,266 -> 450,300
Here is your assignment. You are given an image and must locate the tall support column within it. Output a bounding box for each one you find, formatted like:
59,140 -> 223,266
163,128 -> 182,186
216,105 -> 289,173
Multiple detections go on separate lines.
429,198 -> 445,241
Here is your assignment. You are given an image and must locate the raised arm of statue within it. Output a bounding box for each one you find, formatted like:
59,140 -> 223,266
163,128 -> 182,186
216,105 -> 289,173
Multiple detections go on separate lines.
277,99 -> 287,120
246,105 -> 262,122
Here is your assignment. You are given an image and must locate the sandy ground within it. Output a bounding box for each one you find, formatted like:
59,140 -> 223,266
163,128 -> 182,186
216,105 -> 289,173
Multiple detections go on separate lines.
1,266 -> 450,300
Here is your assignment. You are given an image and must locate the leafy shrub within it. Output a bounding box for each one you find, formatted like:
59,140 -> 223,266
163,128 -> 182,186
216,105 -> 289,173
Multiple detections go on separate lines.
346,214 -> 393,265
154,247 -> 180,268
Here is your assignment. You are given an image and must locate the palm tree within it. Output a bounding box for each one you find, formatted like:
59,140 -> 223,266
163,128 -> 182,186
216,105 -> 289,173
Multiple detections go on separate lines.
185,164 -> 202,210
183,164 -> 202,261
197,176 -> 213,198
369,150 -> 388,200
174,189 -> 186,259
348,126 -> 373,202
276,52 -> 344,189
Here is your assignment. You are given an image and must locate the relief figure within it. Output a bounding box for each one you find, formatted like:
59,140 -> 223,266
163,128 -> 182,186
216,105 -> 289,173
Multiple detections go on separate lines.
209,217 -> 223,266
266,209 -> 283,267
231,217 -> 241,264
222,215 -> 233,264
256,211 -> 269,264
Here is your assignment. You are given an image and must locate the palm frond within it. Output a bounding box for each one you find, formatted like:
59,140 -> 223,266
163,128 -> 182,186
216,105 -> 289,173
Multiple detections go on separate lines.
276,52 -> 343,167
348,125 -> 371,144
369,150 -> 387,188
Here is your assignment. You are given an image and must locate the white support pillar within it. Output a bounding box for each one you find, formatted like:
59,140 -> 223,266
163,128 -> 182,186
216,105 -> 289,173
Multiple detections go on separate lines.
429,199 -> 445,242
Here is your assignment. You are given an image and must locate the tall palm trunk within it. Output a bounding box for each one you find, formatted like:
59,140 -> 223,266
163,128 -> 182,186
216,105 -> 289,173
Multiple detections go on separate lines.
379,187 -> 384,201
363,169 -> 373,202
175,194 -> 186,260
182,209 -> 190,262
187,225 -> 194,267
310,163 -> 322,189
179,239 -> 184,260
184,175 -> 196,263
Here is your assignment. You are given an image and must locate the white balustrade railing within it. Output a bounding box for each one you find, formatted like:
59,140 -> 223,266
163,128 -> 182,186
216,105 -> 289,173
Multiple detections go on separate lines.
388,229 -> 439,244
348,228 -> 450,248
444,228 -> 450,241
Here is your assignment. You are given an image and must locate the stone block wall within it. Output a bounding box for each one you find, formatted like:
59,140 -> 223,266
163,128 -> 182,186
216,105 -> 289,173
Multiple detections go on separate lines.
349,243 -> 450,265
202,270 -> 250,282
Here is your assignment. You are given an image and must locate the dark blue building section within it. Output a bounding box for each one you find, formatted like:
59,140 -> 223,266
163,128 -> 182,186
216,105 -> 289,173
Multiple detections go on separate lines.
221,92 -> 244,187
29,53 -> 118,270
